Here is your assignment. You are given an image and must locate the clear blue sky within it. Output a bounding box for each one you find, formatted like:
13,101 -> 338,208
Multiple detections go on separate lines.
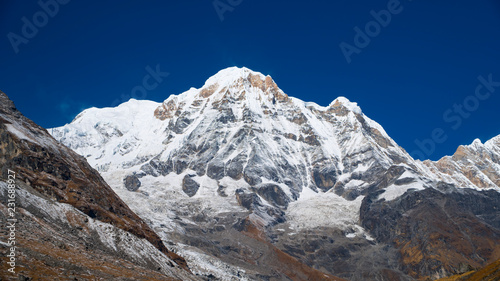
1,0 -> 499,160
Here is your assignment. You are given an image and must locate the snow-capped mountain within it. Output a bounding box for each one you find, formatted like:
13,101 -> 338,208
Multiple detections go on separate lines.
52,67 -> 425,215
51,67 -> 500,280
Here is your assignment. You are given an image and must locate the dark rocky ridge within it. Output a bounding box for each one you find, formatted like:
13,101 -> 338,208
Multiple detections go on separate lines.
0,90 -> 193,279
0,180 -> 194,280
360,183 -> 500,279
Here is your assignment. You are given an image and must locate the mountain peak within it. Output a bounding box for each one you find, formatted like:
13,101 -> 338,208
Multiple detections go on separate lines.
471,138 -> 483,147
203,66 -> 267,88
330,96 -> 362,114
200,66 -> 283,101
161,67 -> 364,118
154,67 -> 288,120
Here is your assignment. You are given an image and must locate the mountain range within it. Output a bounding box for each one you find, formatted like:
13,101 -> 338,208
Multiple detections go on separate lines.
1,67 -> 499,280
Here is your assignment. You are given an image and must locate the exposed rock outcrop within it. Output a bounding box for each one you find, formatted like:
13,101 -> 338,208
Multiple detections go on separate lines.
182,175 -> 199,197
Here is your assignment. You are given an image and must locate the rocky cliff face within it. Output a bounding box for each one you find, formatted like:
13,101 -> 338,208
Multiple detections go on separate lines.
0,91 -> 196,280
50,67 -> 500,280
421,137 -> 500,188
361,184 -> 500,279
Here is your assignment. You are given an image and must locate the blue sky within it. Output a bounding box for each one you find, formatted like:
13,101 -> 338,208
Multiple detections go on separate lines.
1,0 -> 499,160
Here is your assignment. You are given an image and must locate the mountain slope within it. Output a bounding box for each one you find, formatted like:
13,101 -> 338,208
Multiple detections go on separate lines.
0,90 -> 196,280
437,258 -> 500,281
422,137 -> 500,188
51,67 -> 500,280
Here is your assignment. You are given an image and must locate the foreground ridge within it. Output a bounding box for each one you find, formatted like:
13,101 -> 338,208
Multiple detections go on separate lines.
0,90 -> 196,280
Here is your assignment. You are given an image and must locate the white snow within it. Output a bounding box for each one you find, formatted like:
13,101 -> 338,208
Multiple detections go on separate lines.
203,66 -> 265,89
344,179 -> 366,189
5,123 -> 31,141
472,138 -> 483,146
378,170 -> 426,201
287,190 -> 364,231
330,96 -> 362,114
173,244 -> 251,281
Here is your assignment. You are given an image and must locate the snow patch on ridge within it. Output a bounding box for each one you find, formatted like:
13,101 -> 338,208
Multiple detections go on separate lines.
378,170 -> 426,201
5,123 -> 31,141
